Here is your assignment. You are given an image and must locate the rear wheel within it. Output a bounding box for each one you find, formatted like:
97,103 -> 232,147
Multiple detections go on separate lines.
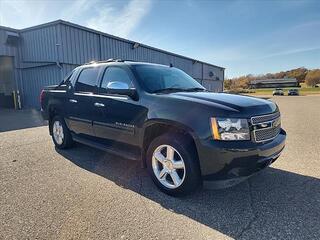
146,133 -> 201,196
51,116 -> 73,149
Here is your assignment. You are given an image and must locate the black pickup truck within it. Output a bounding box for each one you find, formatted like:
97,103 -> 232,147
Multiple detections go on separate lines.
41,60 -> 286,196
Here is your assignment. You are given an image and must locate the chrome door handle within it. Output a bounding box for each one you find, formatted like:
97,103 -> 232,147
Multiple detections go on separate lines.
69,99 -> 77,103
94,102 -> 105,107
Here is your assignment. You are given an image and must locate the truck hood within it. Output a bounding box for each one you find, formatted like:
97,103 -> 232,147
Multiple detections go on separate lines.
167,92 -> 278,116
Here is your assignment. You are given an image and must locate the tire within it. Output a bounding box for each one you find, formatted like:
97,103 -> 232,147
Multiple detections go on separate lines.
51,115 -> 74,149
146,132 -> 201,196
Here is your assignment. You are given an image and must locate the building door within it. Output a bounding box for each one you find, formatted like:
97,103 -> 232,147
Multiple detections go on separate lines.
0,56 -> 15,108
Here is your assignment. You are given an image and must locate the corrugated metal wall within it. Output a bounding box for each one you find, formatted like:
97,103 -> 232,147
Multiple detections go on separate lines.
59,24 -> 224,81
20,25 -> 59,63
100,35 -> 195,74
59,24 -> 100,64
21,65 -> 60,108
1,21 -> 224,109
202,80 -> 223,92
0,29 -> 18,57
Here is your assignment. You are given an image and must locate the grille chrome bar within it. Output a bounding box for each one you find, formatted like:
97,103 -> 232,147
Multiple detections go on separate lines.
251,112 -> 280,125
251,111 -> 281,142
254,125 -> 281,142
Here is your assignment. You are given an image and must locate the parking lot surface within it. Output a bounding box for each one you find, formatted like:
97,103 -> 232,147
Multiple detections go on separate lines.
1,96 -> 319,240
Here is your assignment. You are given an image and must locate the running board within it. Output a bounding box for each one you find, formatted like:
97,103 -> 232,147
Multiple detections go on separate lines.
72,134 -> 140,161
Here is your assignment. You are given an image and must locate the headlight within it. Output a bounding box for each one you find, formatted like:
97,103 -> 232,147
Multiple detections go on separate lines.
210,117 -> 250,141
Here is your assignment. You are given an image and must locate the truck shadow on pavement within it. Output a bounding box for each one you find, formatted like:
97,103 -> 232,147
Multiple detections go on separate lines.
57,144 -> 320,239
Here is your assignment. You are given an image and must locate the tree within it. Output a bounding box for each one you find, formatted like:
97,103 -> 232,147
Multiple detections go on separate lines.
305,70 -> 320,87
224,79 -> 232,90
286,67 -> 308,82
226,67 -> 319,89
274,71 -> 286,79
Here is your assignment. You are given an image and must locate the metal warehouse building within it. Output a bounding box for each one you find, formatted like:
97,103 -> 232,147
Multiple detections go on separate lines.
249,78 -> 298,89
0,20 -> 224,109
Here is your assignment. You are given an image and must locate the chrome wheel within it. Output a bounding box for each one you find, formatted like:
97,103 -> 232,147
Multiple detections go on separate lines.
152,144 -> 186,189
52,120 -> 64,145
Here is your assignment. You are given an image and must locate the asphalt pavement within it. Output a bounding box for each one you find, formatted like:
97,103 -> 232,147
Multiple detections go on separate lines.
0,96 -> 319,240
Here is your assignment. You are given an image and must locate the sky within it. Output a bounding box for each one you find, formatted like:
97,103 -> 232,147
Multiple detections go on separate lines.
0,0 -> 319,78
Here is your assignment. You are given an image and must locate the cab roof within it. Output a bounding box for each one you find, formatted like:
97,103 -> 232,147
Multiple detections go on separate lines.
83,59 -> 172,68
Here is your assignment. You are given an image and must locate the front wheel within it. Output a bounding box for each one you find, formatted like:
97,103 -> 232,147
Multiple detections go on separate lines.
146,133 -> 201,196
51,116 -> 74,149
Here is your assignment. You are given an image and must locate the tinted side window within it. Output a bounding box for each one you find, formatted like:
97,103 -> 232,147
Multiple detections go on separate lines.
75,67 -> 100,93
63,70 -> 73,83
100,67 -> 133,92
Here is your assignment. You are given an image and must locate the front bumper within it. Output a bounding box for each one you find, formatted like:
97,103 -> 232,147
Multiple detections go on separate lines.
197,128 -> 286,181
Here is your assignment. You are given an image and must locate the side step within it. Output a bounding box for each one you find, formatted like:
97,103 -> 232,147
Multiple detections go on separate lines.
72,134 -> 140,161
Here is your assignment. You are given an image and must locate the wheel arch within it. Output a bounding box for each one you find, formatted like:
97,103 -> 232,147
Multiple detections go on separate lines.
141,119 -> 200,170
48,104 -> 63,135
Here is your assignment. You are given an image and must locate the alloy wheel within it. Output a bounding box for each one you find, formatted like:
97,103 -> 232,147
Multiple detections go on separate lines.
152,144 -> 186,189
53,120 -> 64,145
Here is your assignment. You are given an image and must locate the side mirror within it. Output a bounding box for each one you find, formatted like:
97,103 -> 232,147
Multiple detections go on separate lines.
106,81 -> 138,100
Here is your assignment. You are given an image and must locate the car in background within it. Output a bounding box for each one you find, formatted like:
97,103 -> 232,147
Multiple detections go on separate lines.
288,89 -> 299,96
273,88 -> 284,96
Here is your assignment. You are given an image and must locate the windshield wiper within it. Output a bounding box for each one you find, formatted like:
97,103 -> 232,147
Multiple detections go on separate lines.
152,88 -> 187,93
152,87 -> 207,94
183,87 -> 207,92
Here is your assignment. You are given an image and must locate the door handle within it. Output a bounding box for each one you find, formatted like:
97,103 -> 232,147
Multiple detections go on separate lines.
94,102 -> 105,107
69,99 -> 78,103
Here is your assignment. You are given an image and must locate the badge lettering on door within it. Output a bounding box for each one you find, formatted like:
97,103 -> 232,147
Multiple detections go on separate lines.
115,122 -> 135,128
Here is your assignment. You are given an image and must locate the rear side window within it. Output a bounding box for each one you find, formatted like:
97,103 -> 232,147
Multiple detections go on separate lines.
100,67 -> 133,92
75,67 -> 100,93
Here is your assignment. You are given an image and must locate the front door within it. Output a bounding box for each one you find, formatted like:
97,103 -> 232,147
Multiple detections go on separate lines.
92,66 -> 146,146
66,66 -> 101,138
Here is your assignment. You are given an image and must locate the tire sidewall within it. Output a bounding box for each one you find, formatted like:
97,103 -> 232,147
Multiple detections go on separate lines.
51,116 -> 71,149
146,133 -> 201,196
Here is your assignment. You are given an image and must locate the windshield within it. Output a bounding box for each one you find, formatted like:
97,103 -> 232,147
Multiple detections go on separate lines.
133,65 -> 205,93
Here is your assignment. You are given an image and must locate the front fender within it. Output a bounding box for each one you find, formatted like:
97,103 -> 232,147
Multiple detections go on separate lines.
142,118 -> 199,140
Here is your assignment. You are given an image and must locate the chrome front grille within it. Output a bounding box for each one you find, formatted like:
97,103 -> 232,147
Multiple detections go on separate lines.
251,111 -> 280,124
254,124 -> 281,142
251,112 -> 281,142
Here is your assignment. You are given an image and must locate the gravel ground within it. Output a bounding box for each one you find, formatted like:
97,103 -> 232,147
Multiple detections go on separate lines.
0,96 -> 319,240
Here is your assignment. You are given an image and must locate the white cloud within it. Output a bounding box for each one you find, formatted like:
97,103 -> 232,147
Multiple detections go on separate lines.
0,0 -> 152,39
0,0 -> 62,28
60,0 -> 98,21
258,47 -> 320,60
87,0 -> 152,38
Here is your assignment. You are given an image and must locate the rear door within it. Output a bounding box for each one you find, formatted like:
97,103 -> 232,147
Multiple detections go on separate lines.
66,66 -> 101,137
